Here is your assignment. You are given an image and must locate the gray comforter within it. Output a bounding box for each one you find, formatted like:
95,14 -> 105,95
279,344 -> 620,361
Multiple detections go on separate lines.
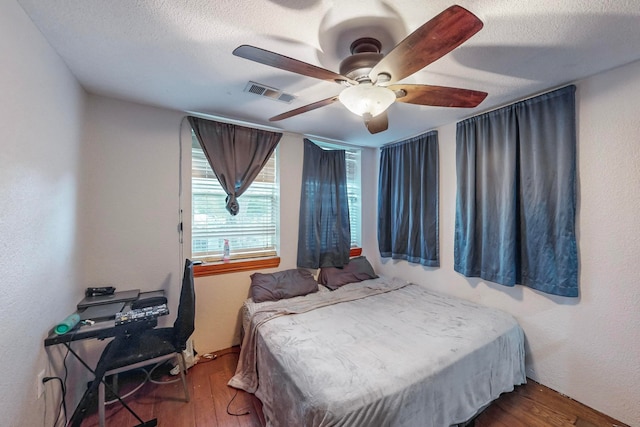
229,277 -> 526,426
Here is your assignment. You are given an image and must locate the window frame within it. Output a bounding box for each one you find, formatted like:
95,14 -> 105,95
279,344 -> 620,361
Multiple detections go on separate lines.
190,132 -> 280,275
312,141 -> 362,249
191,136 -> 363,277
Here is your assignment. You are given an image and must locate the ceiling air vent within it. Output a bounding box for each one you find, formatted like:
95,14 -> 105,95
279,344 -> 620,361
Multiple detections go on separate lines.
244,81 -> 296,103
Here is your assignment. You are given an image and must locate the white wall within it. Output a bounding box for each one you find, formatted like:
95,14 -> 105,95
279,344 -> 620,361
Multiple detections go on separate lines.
0,1 -> 86,426
79,95 -> 186,309
371,59 -> 640,426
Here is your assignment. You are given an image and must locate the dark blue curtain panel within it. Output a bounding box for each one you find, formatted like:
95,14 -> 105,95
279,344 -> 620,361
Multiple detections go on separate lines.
378,131 -> 439,267
297,139 -> 351,269
454,85 -> 578,297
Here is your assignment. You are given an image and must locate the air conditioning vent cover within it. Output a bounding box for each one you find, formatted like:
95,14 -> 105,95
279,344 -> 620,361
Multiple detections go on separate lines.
244,81 -> 295,103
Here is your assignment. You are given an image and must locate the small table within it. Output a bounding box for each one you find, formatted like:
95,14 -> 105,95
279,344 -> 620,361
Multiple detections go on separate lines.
44,290 -> 165,346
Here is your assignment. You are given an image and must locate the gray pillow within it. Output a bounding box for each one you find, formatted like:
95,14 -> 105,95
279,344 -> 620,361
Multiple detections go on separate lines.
318,256 -> 378,290
250,268 -> 318,303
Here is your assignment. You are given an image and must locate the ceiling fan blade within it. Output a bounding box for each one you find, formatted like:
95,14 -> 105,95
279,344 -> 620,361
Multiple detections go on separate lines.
390,84 -> 487,108
233,45 -> 357,85
269,96 -> 340,121
369,5 -> 483,84
365,111 -> 389,134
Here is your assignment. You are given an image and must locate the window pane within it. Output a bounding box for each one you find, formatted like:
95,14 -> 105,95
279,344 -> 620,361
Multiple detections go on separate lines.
191,134 -> 278,261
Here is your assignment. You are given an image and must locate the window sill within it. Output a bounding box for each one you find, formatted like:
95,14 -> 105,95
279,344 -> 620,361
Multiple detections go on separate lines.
193,248 -> 362,278
194,257 -> 281,277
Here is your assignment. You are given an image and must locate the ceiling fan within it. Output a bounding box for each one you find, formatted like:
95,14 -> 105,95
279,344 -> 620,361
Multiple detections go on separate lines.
233,5 -> 487,134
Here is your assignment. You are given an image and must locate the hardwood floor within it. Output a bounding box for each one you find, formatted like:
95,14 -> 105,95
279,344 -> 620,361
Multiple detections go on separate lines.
80,347 -> 628,427
81,348 -> 264,427
472,382 -> 627,427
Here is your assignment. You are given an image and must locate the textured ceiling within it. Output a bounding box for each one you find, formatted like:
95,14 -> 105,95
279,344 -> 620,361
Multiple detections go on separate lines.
17,0 -> 640,146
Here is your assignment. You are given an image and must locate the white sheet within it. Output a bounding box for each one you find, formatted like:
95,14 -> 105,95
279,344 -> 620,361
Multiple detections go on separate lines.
230,277 -> 526,426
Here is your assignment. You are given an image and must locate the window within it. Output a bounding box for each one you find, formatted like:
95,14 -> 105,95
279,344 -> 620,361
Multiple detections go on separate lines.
314,141 -> 361,248
191,134 -> 278,262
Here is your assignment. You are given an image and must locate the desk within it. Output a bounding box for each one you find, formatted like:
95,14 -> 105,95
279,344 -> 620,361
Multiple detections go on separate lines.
44,290 -> 166,427
44,290 -> 165,347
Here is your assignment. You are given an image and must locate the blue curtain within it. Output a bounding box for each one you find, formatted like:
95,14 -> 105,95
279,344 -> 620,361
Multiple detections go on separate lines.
187,116 -> 281,216
297,139 -> 351,268
454,85 -> 578,297
378,131 -> 439,267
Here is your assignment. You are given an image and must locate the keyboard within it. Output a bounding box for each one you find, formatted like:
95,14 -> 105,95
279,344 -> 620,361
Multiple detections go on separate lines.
115,304 -> 170,326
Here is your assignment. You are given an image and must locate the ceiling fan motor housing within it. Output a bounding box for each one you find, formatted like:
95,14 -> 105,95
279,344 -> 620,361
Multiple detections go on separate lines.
339,37 -> 384,83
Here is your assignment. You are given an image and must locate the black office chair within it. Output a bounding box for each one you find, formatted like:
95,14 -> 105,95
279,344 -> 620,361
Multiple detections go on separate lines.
96,259 -> 195,427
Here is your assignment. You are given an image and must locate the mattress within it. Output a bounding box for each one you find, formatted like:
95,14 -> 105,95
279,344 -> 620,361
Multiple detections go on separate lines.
229,276 -> 526,427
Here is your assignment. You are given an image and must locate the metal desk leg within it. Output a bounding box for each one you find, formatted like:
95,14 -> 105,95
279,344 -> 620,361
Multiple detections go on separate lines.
66,340 -> 157,427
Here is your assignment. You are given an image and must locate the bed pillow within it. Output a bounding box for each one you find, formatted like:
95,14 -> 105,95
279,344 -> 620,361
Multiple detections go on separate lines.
250,268 -> 319,303
318,256 -> 378,290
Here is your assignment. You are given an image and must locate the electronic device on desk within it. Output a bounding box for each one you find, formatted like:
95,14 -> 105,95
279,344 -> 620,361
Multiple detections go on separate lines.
131,294 -> 167,309
85,286 -> 115,297
115,304 -> 170,327
77,289 -> 140,309
79,302 -> 125,321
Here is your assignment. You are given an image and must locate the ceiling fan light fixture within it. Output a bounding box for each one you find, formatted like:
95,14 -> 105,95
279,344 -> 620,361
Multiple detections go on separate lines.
339,83 -> 396,118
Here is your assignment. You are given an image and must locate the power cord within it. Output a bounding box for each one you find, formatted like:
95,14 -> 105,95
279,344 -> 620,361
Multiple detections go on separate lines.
208,350 -> 250,417
226,389 -> 251,417
189,350 -> 249,416
42,376 -> 66,427
49,325 -> 80,426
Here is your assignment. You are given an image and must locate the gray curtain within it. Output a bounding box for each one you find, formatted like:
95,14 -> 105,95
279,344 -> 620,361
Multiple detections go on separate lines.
297,139 -> 351,269
378,131 -> 439,267
454,85 -> 578,297
187,116 -> 281,215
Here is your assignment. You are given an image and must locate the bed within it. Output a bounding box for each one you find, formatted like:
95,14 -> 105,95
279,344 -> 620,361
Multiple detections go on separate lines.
229,267 -> 526,427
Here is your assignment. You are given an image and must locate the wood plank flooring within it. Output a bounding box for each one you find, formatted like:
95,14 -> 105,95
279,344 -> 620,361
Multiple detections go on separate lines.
80,347 -> 628,427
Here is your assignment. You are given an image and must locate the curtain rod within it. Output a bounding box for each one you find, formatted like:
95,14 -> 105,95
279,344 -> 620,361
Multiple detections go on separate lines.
457,82 -> 575,123
184,110 -> 357,148
184,110 -> 284,132
382,128 -> 438,147
381,82 -> 576,148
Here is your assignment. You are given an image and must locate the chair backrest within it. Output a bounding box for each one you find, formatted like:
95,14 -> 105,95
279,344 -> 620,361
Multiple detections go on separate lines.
173,259 -> 195,350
